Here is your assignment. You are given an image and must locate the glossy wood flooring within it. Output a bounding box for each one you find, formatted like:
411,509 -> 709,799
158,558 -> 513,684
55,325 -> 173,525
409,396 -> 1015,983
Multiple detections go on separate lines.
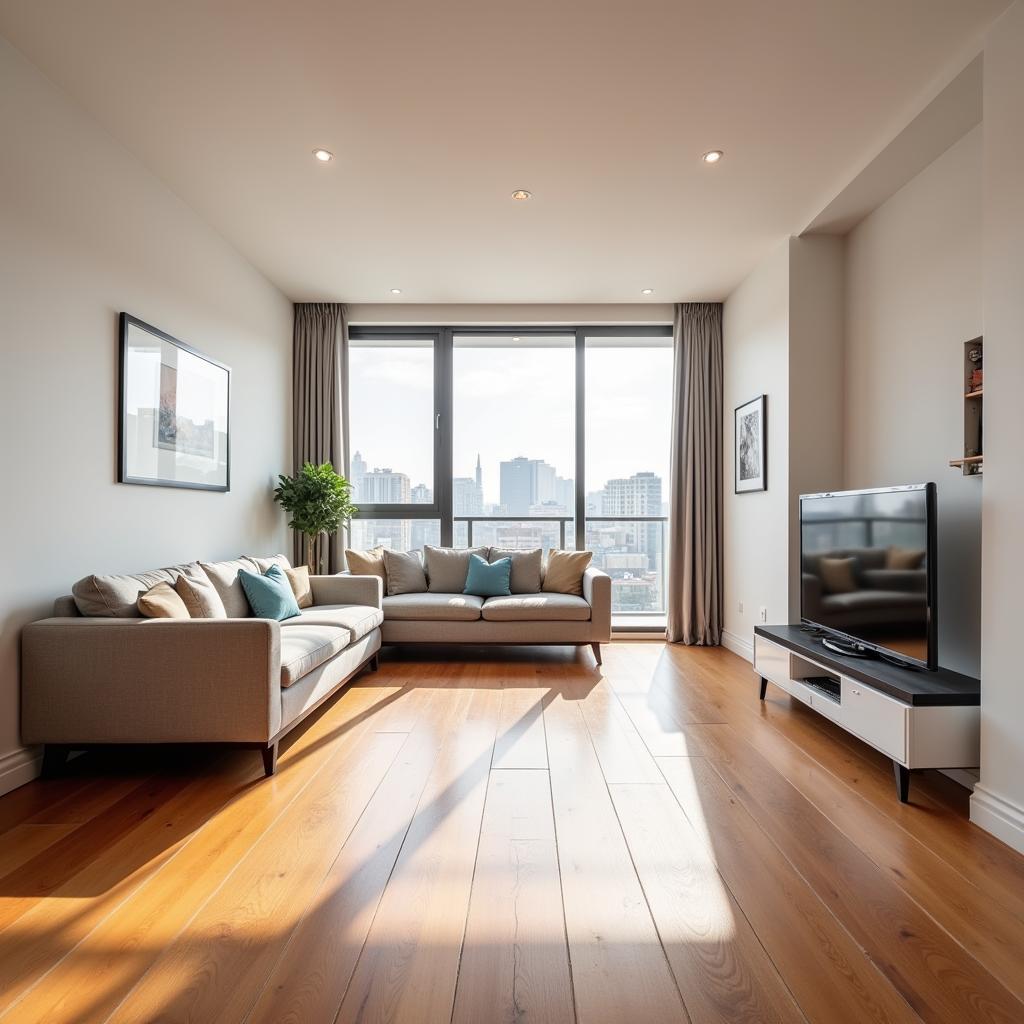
1,643 -> 1023,1023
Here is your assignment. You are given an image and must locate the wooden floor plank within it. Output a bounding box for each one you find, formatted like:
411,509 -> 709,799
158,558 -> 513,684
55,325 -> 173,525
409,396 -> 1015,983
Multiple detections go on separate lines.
1,683 -> 406,1024
544,685 -> 689,1024
658,755 -> 922,1024
103,729 -> 406,1023
0,643 -> 1019,1024
610,781 -> 806,1024
452,768 -> 574,1024
491,682 -> 549,770
683,723 -> 1024,1024
334,679 -> 502,1024
246,688 -> 464,1024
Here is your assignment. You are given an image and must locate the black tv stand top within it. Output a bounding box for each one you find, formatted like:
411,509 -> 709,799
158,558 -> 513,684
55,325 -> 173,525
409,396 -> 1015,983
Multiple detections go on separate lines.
754,625 -> 980,706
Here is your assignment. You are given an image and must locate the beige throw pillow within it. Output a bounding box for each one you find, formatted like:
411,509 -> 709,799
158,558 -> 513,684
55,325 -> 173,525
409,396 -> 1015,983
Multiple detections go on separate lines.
542,550 -> 593,596
345,546 -> 387,583
174,572 -> 228,618
138,581 -> 191,619
198,558 -> 259,617
382,549 -> 428,596
286,565 -> 313,609
488,547 -> 543,594
424,546 -> 488,593
887,546 -> 925,570
818,556 -> 858,594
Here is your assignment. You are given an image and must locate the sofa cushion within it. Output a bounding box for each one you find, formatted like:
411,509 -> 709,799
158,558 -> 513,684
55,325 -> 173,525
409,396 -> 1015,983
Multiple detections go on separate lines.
247,553 -> 293,573
424,545 -> 487,593
239,566 -> 301,621
542,550 -> 593,596
137,581 -> 191,619
199,557 -> 260,617
487,547 -> 543,594
71,561 -> 206,618
279,624 -> 352,687
345,546 -> 387,584
174,569 -> 228,619
382,593 -> 484,621
285,565 -> 313,609
482,594 -> 592,622
464,554 -> 512,598
282,604 -> 383,642
382,549 -> 428,596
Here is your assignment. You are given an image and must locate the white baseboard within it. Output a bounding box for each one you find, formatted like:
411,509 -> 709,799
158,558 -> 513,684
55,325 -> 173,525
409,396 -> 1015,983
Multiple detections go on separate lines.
721,628 -> 754,663
971,783 -> 1024,855
0,746 -> 42,798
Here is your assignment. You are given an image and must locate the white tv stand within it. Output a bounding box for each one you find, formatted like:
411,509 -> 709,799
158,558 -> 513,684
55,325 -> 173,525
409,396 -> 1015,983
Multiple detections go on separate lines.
754,626 -> 980,802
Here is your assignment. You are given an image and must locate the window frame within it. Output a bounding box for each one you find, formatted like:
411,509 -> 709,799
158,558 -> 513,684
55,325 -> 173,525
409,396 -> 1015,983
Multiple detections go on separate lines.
346,323 -> 673,597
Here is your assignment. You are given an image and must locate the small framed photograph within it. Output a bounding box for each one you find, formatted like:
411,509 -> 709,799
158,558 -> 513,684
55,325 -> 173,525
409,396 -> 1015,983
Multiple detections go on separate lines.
734,394 -> 767,493
119,313 -> 230,490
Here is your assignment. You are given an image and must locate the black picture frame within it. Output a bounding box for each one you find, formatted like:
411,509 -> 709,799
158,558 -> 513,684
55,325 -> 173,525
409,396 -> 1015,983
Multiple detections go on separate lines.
734,394 -> 767,493
118,313 -> 231,491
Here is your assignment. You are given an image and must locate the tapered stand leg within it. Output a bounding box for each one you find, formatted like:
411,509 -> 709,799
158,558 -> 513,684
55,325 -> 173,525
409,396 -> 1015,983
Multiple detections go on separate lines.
893,761 -> 910,803
759,677 -> 768,700
591,643 -> 603,666
262,742 -> 279,777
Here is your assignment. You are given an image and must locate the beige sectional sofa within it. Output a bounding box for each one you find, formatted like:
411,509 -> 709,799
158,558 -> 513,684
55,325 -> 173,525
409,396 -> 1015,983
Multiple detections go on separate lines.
22,556 -> 383,777
21,548 -> 611,779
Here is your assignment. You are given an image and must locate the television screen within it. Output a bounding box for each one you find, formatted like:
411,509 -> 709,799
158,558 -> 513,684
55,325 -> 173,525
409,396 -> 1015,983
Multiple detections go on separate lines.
800,484 -> 936,669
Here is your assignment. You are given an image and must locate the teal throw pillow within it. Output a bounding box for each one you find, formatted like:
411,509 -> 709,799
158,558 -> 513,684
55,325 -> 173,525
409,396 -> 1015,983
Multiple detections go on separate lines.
239,564 -> 301,620
464,553 -> 512,598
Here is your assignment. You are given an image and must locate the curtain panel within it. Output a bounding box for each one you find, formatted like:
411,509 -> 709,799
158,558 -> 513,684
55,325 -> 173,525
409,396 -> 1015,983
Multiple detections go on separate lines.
292,302 -> 349,573
667,302 -> 724,645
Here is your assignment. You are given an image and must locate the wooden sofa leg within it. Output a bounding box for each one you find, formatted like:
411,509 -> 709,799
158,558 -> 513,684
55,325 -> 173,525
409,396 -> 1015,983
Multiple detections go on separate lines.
262,742 -> 279,777
591,642 -> 603,666
41,744 -> 69,779
370,653 -> 380,672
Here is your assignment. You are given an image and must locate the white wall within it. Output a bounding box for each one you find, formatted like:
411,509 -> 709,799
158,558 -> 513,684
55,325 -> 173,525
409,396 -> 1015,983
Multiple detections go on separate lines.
722,241 -> 791,657
788,236 -> 846,619
0,38 -> 293,794
972,2 -> 1024,852
844,127 -> 983,676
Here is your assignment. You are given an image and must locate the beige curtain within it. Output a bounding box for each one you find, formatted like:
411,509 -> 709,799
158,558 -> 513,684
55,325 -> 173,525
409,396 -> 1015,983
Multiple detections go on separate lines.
292,303 -> 349,573
667,302 -> 723,644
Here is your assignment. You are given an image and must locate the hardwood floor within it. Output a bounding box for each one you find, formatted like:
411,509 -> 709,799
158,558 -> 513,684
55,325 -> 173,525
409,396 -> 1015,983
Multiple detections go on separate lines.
0,643 -> 1022,1023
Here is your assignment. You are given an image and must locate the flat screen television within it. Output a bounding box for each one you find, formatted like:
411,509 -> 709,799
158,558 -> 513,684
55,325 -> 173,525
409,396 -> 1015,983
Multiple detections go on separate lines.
799,484 -> 937,670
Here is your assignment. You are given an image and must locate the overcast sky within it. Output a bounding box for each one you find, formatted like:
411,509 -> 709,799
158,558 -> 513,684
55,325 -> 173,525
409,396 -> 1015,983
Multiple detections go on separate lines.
349,340 -> 672,505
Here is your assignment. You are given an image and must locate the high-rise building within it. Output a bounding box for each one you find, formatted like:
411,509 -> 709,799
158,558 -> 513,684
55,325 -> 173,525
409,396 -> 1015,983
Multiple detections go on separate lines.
452,476 -> 483,516
411,483 -> 432,503
360,466 -> 411,504
350,450 -> 368,501
600,471 -> 663,576
499,456 -> 560,515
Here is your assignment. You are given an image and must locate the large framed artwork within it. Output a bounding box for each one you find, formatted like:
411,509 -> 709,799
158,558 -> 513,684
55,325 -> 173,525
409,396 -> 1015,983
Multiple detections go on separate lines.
734,394 -> 767,493
118,313 -> 230,491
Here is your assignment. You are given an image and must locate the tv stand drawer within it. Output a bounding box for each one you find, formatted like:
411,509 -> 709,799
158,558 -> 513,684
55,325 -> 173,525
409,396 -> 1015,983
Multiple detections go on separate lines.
842,679 -> 907,762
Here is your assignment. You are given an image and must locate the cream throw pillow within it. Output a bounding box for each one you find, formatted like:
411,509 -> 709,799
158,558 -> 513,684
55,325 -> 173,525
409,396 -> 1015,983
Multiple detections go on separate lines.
818,556 -> 858,595
345,546 -> 387,583
542,550 -> 593,596
174,572 -> 228,618
286,565 -> 313,609
138,581 -> 191,619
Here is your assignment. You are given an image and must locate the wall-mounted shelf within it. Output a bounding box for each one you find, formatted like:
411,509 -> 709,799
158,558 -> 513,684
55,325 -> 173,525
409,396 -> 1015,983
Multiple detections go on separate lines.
952,337 -> 983,476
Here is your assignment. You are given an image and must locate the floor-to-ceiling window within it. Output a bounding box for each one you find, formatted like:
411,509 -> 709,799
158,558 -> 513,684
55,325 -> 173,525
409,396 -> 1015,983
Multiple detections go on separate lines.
346,325 -> 672,626
452,333 -> 576,552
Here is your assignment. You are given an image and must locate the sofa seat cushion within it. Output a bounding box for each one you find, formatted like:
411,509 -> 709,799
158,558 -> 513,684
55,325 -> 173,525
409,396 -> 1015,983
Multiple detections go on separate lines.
283,604 -> 383,642
382,593 -> 484,621
482,594 -> 592,622
279,624 -> 352,687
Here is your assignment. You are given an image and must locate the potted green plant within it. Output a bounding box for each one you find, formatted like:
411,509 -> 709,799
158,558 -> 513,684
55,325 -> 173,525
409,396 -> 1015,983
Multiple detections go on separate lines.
273,462 -> 358,572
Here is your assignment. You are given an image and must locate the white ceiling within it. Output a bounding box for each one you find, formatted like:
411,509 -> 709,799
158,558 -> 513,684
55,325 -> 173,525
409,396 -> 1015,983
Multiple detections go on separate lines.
0,0 -> 1008,303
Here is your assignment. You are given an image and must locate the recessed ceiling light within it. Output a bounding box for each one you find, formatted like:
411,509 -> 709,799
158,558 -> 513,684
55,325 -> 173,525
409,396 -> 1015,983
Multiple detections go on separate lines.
641,288 -> 655,295
312,148 -> 334,162
702,150 -> 723,164
511,189 -> 532,201
512,336 -> 521,341
390,288 -> 402,295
